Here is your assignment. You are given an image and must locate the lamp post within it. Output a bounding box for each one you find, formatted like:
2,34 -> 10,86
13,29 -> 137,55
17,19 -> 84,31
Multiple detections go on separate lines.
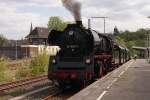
146,29 -> 150,63
147,16 -> 150,63
89,17 -> 108,34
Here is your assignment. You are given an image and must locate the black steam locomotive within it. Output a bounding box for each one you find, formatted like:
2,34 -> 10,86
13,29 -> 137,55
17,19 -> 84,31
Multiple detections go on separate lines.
48,21 -> 130,87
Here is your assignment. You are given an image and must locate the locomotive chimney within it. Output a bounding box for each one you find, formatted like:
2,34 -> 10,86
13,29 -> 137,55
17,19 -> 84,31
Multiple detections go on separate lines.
76,21 -> 82,26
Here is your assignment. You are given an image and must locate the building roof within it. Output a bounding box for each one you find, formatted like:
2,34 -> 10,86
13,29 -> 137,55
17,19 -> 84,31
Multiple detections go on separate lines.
26,27 -> 50,39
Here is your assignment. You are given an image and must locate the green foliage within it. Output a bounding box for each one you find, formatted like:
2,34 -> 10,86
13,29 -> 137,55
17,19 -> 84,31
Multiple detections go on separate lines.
116,36 -> 127,48
48,16 -> 68,31
126,41 -> 136,55
15,67 -> 31,80
0,60 -> 13,82
0,71 -> 14,82
116,28 -> 147,56
0,54 -> 50,83
30,53 -> 49,76
118,28 -> 147,46
0,60 -> 7,72
0,34 -> 7,46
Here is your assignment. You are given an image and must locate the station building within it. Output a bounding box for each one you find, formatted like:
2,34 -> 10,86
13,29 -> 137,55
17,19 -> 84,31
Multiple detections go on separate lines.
22,24 -> 60,58
0,24 -> 60,59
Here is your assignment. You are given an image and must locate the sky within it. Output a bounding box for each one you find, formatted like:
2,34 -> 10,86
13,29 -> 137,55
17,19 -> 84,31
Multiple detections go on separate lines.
0,0 -> 150,39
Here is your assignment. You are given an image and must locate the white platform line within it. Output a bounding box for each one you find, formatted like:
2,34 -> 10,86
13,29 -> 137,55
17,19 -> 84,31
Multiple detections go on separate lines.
9,86 -> 51,100
96,61 -> 134,100
118,71 -> 125,77
119,61 -> 134,77
107,78 -> 118,89
127,61 -> 134,69
96,91 -> 107,100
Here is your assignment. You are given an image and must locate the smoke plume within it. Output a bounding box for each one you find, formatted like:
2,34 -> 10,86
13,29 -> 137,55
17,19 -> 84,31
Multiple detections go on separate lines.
61,0 -> 81,21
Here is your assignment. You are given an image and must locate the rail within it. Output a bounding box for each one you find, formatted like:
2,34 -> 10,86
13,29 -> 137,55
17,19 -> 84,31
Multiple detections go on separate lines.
0,75 -> 48,91
43,89 -> 63,100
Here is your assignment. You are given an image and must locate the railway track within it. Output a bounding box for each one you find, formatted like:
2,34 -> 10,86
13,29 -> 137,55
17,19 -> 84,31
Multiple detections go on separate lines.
43,87 -> 81,100
0,74 -> 74,100
43,89 -> 63,100
0,75 -> 48,91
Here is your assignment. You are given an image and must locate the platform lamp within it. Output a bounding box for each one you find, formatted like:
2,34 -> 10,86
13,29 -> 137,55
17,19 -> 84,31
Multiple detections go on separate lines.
146,27 -> 150,63
148,29 -> 150,63
147,16 -> 150,63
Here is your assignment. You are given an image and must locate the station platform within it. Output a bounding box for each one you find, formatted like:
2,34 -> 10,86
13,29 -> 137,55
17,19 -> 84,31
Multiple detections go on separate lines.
69,59 -> 150,100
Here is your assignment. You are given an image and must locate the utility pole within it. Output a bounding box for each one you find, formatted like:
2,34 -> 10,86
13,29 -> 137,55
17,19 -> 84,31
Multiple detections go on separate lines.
90,17 -> 108,34
15,40 -> 18,60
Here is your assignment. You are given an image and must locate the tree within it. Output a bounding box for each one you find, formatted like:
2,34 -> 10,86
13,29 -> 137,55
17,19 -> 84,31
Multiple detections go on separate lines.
0,34 -> 7,47
114,26 -> 120,36
47,16 -> 68,31
115,28 -> 147,56
116,36 -> 127,48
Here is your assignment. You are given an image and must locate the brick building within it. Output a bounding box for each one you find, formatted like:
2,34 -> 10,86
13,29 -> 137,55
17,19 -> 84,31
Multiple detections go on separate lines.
26,24 -> 50,45
21,24 -> 60,58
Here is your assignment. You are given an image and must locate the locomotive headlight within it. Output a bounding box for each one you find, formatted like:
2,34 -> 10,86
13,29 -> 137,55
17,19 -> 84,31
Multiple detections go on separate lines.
85,59 -> 91,64
52,59 -> 56,64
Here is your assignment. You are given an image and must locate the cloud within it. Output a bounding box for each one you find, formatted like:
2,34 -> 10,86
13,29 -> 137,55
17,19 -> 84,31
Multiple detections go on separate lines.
0,0 -> 62,39
0,4 -> 44,39
79,0 -> 150,33
0,0 -> 62,7
0,0 -> 150,39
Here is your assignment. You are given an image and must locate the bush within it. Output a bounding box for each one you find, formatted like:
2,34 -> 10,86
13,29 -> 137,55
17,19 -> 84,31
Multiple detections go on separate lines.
0,60 -> 13,82
0,60 -> 7,72
0,71 -> 14,82
15,67 -> 31,80
0,53 -> 50,82
30,53 -> 49,76
0,71 -> 5,82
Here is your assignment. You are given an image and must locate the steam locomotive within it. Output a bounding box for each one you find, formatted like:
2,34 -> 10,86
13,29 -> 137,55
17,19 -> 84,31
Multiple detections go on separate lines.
48,21 -> 130,87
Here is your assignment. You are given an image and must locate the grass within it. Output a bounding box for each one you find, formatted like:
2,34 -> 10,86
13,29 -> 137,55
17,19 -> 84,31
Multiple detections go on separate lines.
0,59 -> 13,83
15,67 -> 31,80
0,53 -> 50,83
30,53 -> 49,76
0,60 -> 7,82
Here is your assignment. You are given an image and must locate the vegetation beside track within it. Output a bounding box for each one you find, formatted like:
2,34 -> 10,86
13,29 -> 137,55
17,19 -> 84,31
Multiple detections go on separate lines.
0,53 -> 50,83
30,53 -> 49,76
0,59 -> 13,83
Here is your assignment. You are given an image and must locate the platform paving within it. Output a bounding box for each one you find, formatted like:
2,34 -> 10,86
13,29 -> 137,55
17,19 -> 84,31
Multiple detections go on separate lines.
69,59 -> 150,100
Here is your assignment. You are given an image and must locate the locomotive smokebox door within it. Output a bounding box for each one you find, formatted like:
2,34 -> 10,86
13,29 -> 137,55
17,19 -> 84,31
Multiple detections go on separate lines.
48,30 -> 62,46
